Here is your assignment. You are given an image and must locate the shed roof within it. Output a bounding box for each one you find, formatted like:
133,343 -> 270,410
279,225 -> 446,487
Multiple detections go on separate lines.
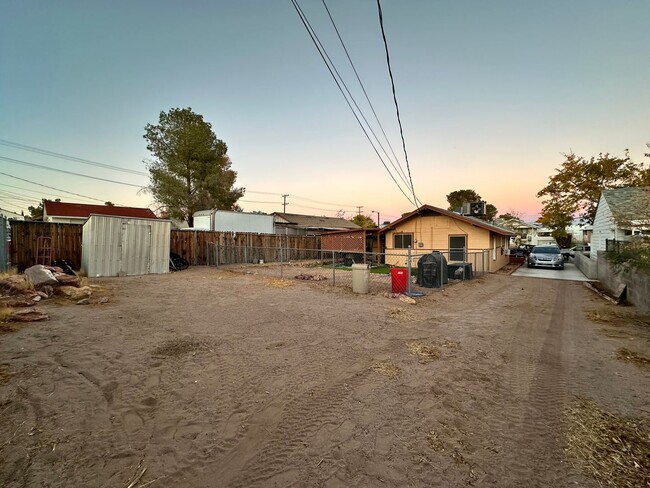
381,204 -> 515,236
44,201 -> 157,220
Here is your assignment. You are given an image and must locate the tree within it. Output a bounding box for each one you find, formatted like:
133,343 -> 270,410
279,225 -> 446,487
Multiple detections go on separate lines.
350,214 -> 377,228
537,151 -> 647,232
446,189 -> 497,221
27,198 -> 60,220
143,107 -> 244,227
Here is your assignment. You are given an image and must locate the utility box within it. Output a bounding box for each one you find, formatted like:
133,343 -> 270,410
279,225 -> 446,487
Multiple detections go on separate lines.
351,263 -> 370,294
390,268 -> 408,293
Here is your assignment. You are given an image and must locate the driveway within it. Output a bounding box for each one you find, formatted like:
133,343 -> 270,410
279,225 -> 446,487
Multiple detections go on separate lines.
512,261 -> 592,281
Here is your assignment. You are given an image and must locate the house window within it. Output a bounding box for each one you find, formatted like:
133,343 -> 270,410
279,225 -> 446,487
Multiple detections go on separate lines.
449,235 -> 466,261
393,233 -> 413,249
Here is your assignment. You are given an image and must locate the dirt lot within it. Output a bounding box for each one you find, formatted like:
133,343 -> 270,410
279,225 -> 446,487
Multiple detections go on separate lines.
1,267 -> 649,487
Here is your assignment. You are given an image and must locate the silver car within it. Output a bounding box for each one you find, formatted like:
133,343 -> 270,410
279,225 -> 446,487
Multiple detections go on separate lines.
527,245 -> 564,270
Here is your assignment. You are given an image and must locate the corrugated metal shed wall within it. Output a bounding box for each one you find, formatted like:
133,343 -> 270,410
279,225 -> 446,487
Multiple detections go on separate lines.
0,216 -> 7,272
81,215 -> 170,277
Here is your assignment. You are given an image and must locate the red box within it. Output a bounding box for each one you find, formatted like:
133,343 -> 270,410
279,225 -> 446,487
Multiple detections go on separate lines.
390,268 -> 408,293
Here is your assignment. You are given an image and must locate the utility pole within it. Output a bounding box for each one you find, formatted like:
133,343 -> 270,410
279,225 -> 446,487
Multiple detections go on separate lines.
356,206 -> 363,215
282,194 -> 289,213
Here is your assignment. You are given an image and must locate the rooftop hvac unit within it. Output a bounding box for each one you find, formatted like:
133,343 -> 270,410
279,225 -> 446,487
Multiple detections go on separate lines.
461,201 -> 486,216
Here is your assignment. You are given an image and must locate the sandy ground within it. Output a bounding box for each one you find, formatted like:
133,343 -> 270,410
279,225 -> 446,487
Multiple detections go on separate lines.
1,266 -> 649,487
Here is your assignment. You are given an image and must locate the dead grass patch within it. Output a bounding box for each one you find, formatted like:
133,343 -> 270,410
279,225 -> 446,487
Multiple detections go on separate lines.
426,430 -> 445,451
565,397 -> 650,488
266,279 -> 293,288
586,307 -> 650,327
386,307 -> 413,321
407,342 -> 441,363
371,361 -> 401,379
152,338 -> 211,358
616,348 -> 650,368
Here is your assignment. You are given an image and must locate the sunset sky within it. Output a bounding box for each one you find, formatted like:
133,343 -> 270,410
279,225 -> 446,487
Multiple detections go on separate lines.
1,0 -> 648,223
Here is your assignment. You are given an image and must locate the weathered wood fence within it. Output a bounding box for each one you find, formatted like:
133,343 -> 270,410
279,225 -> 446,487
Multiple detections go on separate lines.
9,221 -> 83,271
170,230 -> 321,266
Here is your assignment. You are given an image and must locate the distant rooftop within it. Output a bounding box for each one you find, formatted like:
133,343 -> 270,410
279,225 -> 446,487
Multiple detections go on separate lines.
273,212 -> 360,230
44,201 -> 157,220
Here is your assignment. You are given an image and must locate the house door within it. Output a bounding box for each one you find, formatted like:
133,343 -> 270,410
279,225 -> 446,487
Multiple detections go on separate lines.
449,235 -> 467,262
120,223 -> 151,276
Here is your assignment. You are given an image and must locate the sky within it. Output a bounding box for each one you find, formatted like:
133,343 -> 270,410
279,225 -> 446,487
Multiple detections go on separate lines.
1,0 -> 648,223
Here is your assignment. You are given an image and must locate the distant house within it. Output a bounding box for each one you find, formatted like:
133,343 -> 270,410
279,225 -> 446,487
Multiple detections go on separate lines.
273,212 -> 360,236
43,201 -> 157,224
591,187 -> 650,260
380,204 -> 514,272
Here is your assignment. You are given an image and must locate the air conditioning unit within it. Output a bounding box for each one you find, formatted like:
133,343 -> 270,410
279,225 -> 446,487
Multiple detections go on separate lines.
461,201 -> 485,216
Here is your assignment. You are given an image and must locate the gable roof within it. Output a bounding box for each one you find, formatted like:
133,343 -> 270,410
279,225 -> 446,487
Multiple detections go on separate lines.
381,204 -> 515,236
600,187 -> 650,225
273,212 -> 360,230
44,201 -> 157,220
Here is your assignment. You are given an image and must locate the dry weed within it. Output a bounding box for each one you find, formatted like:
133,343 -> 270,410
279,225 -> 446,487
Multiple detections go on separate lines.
266,279 -> 293,288
565,397 -> 650,488
407,342 -> 441,363
371,361 -> 401,379
386,307 -> 413,321
616,348 -> 650,368
426,430 -> 445,452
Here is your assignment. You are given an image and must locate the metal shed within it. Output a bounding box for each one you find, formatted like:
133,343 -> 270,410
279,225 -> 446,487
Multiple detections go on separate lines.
81,214 -> 171,277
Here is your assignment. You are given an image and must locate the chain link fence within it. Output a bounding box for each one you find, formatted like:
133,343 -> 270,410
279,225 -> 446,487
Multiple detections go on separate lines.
208,244 -> 491,294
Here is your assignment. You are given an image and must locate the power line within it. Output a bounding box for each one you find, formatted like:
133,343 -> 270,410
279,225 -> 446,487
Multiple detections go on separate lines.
0,138 -> 148,177
0,156 -> 143,188
290,0 -> 416,207
0,182 -> 98,203
0,171 -> 111,203
376,0 -> 420,208
321,0 -> 409,185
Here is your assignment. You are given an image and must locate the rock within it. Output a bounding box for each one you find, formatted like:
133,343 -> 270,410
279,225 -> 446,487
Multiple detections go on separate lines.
57,286 -> 92,300
8,308 -> 49,322
0,279 -> 27,296
44,266 -> 64,274
37,286 -> 55,298
0,296 -> 36,307
32,295 -> 42,302
98,297 -> 110,304
76,298 -> 90,305
399,295 -> 417,305
25,265 -> 59,287
54,274 -> 81,287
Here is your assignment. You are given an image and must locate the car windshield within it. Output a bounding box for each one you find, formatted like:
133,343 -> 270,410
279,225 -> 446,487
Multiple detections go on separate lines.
533,247 -> 560,254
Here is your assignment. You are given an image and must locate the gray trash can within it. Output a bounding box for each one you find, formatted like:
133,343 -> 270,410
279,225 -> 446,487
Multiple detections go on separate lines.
351,263 -> 370,294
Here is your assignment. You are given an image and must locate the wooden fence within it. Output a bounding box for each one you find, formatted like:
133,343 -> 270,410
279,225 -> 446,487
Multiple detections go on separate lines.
8,223 -> 322,271
9,221 -> 83,271
170,230 -> 321,266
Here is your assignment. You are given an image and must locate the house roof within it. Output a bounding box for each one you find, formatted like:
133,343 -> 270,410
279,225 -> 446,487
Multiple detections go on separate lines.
381,204 -> 515,236
44,201 -> 157,220
601,187 -> 650,225
273,213 -> 361,230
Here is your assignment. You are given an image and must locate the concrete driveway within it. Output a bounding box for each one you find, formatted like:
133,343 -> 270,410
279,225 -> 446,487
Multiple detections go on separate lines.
512,261 -> 592,281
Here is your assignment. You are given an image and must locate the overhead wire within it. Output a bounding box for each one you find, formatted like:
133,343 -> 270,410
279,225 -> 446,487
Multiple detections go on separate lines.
376,0 -> 420,208
0,138 -> 148,177
0,171 -> 113,203
290,0 -> 416,207
0,156 -> 143,188
320,0 -> 409,185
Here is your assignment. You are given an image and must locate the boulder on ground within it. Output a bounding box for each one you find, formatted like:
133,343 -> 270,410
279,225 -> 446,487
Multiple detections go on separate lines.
25,265 -> 59,287
54,274 -> 81,287
7,308 -> 49,322
37,286 -> 55,298
57,286 -> 92,300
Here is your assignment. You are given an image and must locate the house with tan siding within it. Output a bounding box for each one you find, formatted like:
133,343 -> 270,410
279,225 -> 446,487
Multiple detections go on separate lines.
381,204 -> 514,272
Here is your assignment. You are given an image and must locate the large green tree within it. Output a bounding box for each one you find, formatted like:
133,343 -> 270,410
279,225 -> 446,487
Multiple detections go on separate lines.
144,107 -> 244,226
446,189 -> 497,221
537,151 -> 647,230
